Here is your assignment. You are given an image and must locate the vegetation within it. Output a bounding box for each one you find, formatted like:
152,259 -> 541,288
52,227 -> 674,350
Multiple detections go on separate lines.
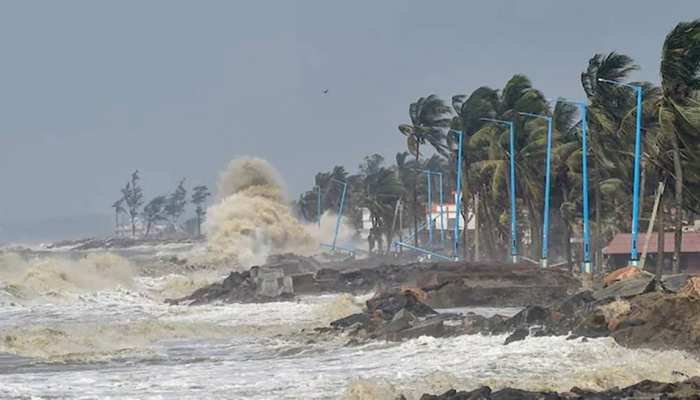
296,19 -> 700,269
112,172 -> 210,239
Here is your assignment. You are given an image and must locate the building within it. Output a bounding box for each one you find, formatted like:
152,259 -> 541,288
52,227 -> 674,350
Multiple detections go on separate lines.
603,232 -> 700,272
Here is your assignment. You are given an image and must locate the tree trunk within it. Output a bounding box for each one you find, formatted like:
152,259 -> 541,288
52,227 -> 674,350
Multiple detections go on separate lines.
115,210 -> 119,236
594,165 -> 602,269
672,134 -> 683,273
196,212 -> 201,237
413,148 -> 420,248
131,215 -> 136,238
460,172 -> 469,260
474,193 -> 480,261
657,192 -> 665,279
561,184 -> 573,271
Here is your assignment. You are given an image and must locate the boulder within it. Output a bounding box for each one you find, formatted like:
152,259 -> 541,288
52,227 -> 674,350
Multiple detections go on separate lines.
603,266 -> 643,287
680,276 -> 700,298
389,318 -> 445,341
385,309 -> 416,333
661,273 -> 693,293
592,275 -> 655,301
330,313 -> 371,330
366,290 -> 437,320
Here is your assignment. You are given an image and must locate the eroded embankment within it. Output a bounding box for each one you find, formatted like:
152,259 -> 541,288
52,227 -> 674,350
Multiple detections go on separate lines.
169,258 -> 581,308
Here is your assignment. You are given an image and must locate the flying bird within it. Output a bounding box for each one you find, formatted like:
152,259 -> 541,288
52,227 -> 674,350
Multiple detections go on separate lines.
322,88 -> 328,94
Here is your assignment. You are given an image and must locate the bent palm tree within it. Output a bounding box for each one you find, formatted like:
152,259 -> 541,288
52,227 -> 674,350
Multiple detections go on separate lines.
659,19 -> 700,272
398,95 -> 452,246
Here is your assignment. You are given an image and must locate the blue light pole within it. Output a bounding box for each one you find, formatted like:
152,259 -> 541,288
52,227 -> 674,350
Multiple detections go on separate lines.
480,118 -> 519,263
437,172 -> 445,246
559,98 -> 592,273
598,78 -> 644,267
424,171 -> 434,246
330,178 -> 347,251
451,130 -> 464,260
519,112 -> 553,269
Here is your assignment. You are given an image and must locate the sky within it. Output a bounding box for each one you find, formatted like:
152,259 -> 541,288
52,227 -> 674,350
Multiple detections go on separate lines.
0,0 -> 698,229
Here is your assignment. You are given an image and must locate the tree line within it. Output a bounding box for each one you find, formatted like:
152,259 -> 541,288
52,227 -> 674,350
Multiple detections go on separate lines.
112,170 -> 211,238
295,19 -> 700,274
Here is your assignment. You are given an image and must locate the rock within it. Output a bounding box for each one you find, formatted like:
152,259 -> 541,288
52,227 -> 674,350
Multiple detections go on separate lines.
661,273 -> 693,293
330,313 -> 370,330
504,328 -> 529,345
680,276 -> 700,298
366,290 -> 437,320
415,377 -> 700,399
389,318 -> 445,341
603,266 -> 643,287
385,309 -> 416,333
592,275 -> 656,301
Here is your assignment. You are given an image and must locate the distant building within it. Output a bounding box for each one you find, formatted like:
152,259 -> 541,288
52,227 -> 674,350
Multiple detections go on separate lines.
603,232 -> 700,272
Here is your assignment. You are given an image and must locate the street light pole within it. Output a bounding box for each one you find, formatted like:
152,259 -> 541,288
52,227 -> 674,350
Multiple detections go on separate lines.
330,178 -> 347,251
559,98 -> 592,273
519,112 -> 553,269
451,130 -> 464,260
423,171 -> 434,247
598,78 -> 644,267
481,118 -> 519,263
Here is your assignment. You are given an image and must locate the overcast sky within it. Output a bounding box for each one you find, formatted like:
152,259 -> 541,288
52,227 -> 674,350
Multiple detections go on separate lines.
1,1 -> 698,222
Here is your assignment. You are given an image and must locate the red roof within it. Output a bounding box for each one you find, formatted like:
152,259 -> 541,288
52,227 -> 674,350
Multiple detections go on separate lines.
604,232 -> 700,255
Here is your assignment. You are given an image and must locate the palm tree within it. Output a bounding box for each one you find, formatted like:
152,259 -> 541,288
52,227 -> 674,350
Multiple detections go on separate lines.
111,198 -> 125,236
581,52 -> 640,267
398,95 -> 452,246
658,19 -> 700,273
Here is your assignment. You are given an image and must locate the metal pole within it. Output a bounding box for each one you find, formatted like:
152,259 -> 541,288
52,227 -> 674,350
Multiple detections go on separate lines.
426,172 -> 433,246
581,104 -> 592,273
630,86 -> 643,266
541,117 -> 553,269
332,181 -> 347,251
640,182 -> 665,271
508,122 -> 519,264
438,172 -> 445,246
454,131 -> 464,260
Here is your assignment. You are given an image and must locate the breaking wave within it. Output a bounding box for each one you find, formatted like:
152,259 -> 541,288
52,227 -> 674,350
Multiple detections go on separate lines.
203,157 -> 318,267
0,252 -> 134,301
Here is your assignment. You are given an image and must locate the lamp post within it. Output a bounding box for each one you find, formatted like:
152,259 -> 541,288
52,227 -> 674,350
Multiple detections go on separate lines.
450,130 -> 464,260
330,178 -> 347,251
519,112 -> 553,269
598,78 -> 644,267
558,98 -> 592,273
480,118 -> 519,263
423,171 -> 434,246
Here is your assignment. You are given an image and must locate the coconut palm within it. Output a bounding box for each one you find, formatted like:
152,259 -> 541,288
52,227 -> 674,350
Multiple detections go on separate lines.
658,19 -> 700,272
398,95 -> 452,246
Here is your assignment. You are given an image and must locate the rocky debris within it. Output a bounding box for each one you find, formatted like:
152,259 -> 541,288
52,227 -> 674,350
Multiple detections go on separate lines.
662,273 -> 695,293
325,289 -> 461,342
680,276 -> 700,297
421,264 -> 579,308
166,266 -> 294,305
602,265 -> 642,286
592,274 -> 656,301
411,376 -> 700,399
463,267 -> 700,353
45,236 -> 198,251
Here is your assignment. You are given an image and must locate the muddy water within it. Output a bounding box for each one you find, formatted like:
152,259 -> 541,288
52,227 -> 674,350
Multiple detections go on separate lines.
1,252 -> 699,400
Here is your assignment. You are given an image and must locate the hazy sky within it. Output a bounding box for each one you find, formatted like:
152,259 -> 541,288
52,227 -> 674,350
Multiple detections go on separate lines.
1,1 -> 698,222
